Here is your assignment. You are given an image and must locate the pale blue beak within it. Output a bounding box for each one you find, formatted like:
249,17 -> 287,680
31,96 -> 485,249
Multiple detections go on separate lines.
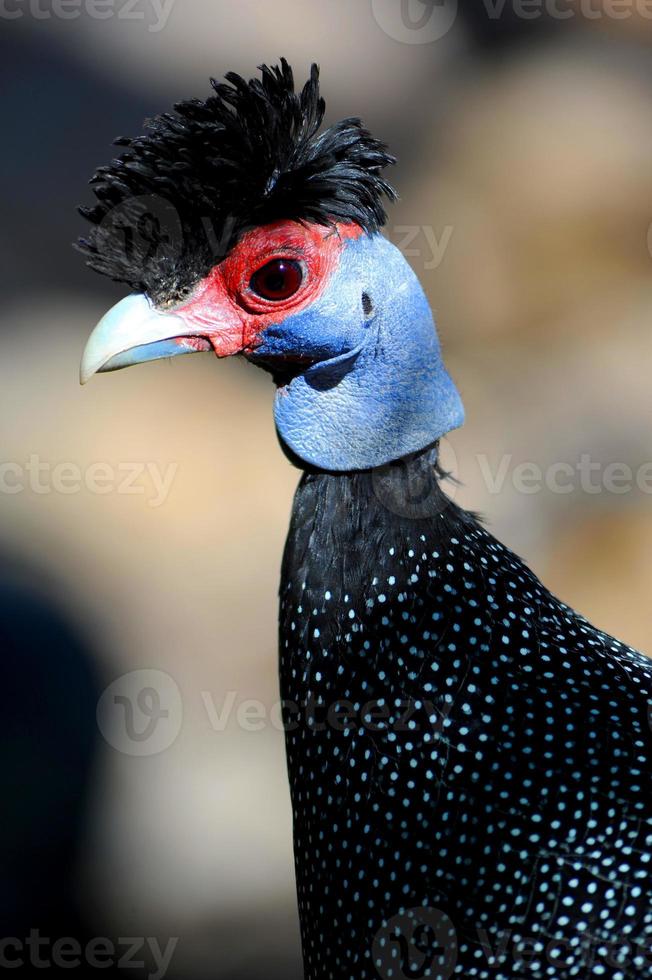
80,293 -> 211,384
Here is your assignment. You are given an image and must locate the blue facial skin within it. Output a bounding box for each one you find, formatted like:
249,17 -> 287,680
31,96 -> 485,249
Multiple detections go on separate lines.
249,233 -> 464,472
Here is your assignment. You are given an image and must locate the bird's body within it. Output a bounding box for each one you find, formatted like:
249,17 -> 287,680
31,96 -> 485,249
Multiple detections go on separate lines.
77,59 -> 652,980
281,447 -> 652,979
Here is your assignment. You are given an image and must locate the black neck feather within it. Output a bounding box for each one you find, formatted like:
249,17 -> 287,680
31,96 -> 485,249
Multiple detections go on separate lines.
281,442 -> 482,603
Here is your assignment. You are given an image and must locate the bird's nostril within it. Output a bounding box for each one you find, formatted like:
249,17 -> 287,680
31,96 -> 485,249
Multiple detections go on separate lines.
362,292 -> 373,317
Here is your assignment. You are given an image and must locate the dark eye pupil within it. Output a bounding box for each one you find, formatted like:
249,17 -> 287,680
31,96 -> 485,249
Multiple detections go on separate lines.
264,269 -> 286,292
251,259 -> 303,300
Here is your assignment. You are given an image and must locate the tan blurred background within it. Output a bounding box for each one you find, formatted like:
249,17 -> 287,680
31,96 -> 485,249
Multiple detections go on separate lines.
2,2 -> 652,977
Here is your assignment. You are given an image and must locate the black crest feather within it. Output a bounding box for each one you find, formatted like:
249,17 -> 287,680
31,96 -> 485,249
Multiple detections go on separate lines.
76,59 -> 397,305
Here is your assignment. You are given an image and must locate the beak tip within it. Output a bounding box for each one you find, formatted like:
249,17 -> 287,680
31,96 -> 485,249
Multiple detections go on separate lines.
79,357 -> 96,386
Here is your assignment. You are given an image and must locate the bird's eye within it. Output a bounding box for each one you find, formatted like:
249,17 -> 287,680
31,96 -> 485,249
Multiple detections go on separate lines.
250,258 -> 303,301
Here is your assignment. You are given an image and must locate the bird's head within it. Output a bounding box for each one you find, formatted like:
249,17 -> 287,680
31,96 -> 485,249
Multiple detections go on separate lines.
78,60 -> 463,471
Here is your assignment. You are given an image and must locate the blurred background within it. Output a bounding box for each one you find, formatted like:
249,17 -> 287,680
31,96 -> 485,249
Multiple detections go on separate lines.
2,0 -> 652,975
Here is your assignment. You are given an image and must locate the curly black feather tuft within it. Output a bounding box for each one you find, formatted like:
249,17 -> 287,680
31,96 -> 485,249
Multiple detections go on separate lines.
76,59 -> 397,306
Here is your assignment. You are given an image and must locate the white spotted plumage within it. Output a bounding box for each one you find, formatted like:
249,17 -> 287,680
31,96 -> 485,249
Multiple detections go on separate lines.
280,455 -> 652,980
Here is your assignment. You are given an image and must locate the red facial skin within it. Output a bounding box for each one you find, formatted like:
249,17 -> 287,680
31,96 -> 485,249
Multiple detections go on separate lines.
171,220 -> 363,356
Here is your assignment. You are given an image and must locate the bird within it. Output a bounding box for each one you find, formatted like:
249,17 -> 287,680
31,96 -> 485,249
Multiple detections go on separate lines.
77,60 -> 652,980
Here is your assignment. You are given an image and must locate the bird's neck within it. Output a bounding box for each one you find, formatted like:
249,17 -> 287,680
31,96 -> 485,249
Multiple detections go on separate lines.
281,442 -> 476,604
278,445 -> 481,974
